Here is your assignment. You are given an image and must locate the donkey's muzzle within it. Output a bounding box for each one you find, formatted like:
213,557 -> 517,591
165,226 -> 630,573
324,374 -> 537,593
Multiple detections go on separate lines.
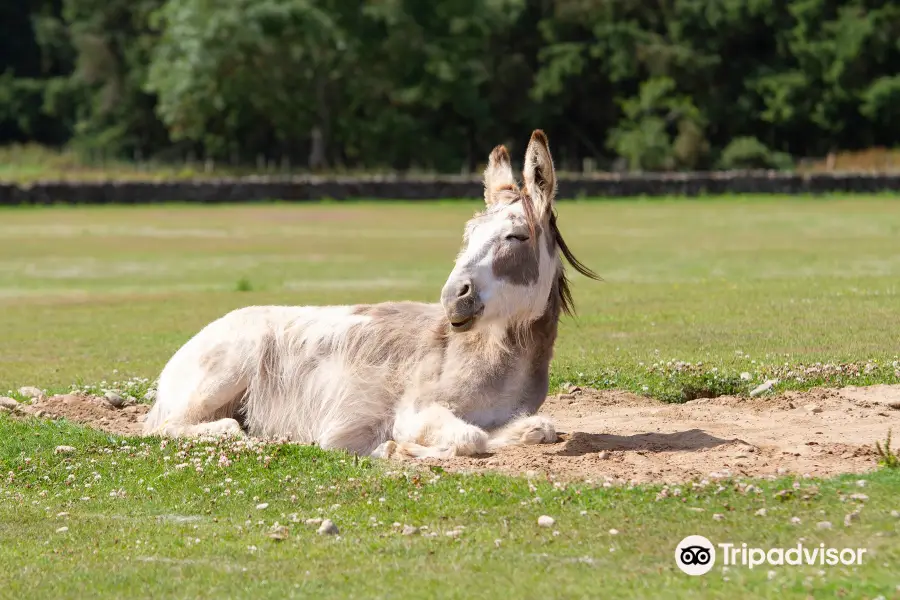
441,278 -> 483,332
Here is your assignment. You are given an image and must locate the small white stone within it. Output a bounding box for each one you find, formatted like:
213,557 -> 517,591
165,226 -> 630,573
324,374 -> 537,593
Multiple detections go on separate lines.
255,503 -> 269,510
817,521 -> 832,530
790,517 -> 802,525
304,518 -> 323,526
317,519 -> 339,535
713,513 -> 724,521
537,515 -> 555,528
54,445 -> 76,455
445,529 -> 461,538
56,526 -> 68,533
755,508 -> 767,517
844,512 -> 860,527
856,480 -> 866,487
597,451 -> 610,460
609,528 -> 619,535
401,525 -> 419,536
891,510 -> 899,519
750,379 -> 778,397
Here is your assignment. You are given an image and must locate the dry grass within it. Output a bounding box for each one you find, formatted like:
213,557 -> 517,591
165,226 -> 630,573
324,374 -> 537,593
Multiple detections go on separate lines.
799,147 -> 900,173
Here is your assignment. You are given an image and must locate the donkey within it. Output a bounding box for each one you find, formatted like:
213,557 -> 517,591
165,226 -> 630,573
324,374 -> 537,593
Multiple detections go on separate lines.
143,130 -> 598,459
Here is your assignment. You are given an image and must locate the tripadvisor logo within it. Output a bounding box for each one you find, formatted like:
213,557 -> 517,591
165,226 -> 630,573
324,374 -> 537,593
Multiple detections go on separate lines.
675,535 -> 716,576
675,535 -> 868,575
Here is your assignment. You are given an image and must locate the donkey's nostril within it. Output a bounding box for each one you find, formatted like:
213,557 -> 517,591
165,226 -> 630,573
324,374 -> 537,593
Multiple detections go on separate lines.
457,282 -> 471,298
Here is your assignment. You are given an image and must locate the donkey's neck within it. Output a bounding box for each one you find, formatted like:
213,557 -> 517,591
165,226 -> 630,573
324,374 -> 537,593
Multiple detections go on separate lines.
445,275 -> 562,424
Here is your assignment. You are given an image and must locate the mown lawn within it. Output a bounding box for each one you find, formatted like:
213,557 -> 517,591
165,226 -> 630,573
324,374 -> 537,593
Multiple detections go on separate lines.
1,415 -> 898,599
1,196 -> 899,598
1,196 -> 899,400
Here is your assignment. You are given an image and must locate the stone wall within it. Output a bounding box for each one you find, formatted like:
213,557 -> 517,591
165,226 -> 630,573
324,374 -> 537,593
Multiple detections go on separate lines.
2,171 -> 899,205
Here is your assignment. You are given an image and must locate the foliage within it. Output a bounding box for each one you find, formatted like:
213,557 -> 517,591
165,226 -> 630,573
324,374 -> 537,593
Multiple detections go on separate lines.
718,137 -> 794,170
2,0 -> 900,170
875,430 -> 898,469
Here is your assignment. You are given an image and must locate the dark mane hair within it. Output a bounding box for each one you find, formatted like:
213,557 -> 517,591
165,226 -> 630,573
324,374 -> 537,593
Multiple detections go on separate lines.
517,193 -> 600,317
549,210 -> 600,316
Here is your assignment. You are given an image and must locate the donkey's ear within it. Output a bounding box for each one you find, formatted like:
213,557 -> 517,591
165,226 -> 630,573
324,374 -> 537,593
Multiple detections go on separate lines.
522,130 -> 557,215
483,145 -> 517,206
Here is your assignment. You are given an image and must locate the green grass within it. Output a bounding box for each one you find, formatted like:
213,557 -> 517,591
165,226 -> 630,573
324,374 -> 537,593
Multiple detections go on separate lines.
2,196 -> 899,598
1,414 -> 898,599
1,196 -> 899,400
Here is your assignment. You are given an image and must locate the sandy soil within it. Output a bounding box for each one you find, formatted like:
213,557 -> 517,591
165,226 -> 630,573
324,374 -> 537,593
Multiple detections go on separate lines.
10,384 -> 900,484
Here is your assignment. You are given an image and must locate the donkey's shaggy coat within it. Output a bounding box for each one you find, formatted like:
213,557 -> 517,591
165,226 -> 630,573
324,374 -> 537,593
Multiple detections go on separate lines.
144,130 -> 598,458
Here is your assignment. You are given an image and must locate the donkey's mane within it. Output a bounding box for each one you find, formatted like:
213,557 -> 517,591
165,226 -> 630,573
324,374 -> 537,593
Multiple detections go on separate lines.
549,209 -> 601,316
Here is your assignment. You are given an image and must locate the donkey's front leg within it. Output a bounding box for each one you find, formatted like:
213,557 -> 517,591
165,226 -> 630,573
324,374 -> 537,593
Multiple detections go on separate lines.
375,404 -> 489,459
487,414 -> 557,451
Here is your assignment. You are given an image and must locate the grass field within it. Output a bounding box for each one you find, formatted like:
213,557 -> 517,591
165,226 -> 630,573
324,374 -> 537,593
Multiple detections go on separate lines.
1,416 -> 899,599
1,196 -> 899,399
1,195 -> 899,599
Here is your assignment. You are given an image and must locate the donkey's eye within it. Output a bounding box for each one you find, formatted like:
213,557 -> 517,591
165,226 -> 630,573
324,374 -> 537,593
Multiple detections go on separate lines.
505,233 -> 529,242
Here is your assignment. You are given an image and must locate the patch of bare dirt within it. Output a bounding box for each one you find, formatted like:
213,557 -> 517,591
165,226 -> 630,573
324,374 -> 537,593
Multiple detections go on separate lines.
18,394 -> 149,436
8,385 -> 900,484
422,385 -> 900,483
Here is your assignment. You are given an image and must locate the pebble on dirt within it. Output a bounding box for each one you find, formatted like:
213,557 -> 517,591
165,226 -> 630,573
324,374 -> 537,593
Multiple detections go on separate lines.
317,519 -> 339,535
104,391 -> 126,408
537,515 -> 555,528
0,397 -> 19,409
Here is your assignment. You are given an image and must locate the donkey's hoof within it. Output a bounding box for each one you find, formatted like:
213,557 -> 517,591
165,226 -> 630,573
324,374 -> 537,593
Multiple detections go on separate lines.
199,418 -> 246,439
372,440 -> 399,459
520,416 -> 557,445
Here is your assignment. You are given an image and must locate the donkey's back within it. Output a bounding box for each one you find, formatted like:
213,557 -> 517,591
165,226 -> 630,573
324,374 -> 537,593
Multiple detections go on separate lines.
144,303 -> 430,452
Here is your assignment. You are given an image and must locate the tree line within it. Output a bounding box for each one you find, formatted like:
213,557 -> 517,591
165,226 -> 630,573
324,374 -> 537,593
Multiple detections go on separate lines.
2,0 -> 898,173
